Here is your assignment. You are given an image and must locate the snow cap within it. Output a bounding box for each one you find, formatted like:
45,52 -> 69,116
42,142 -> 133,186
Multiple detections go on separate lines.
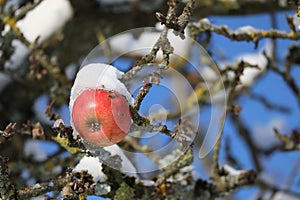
70,63 -> 133,108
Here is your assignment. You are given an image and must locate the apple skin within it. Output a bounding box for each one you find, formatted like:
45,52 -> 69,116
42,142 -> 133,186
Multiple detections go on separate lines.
72,89 -> 132,147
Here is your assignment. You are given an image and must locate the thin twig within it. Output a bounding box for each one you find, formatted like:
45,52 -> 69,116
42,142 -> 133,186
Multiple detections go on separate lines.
18,177 -> 69,199
190,15 -> 300,47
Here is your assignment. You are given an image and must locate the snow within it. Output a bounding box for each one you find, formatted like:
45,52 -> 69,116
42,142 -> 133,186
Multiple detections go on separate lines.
158,148 -> 183,168
148,104 -> 168,125
103,144 -> 138,176
223,164 -> 244,176
293,14 -> 300,30
4,0 -> 73,69
235,41 -> 272,87
23,139 -> 48,162
257,190 -> 300,200
139,179 -> 155,186
235,25 -> 260,34
73,156 -> 106,182
17,0 -> 73,43
279,0 -> 288,7
200,66 -> 218,82
73,145 -> 138,182
69,63 -> 133,109
4,40 -> 29,69
196,18 -> 211,28
273,192 -> 300,200
53,119 -> 65,128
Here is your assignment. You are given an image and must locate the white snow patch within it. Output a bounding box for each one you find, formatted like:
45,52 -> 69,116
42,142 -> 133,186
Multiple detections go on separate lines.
223,164 -> 244,176
73,145 -> 138,182
53,119 -> 65,128
70,63 -> 133,107
279,0 -> 288,7
73,156 -> 106,182
23,139 -> 48,162
200,66 -> 218,82
236,41 -> 273,87
193,18 -> 211,28
17,0 -> 73,43
273,192 -> 300,200
293,14 -> 300,30
158,148 -> 183,168
4,39 -> 29,69
104,144 -> 138,177
139,179 -> 155,186
235,25 -> 260,34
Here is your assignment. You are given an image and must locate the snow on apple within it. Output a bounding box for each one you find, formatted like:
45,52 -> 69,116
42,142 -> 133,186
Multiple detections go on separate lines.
70,63 -> 133,147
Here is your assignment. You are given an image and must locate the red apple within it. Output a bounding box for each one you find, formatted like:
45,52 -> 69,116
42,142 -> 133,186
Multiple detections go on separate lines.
72,88 -> 131,147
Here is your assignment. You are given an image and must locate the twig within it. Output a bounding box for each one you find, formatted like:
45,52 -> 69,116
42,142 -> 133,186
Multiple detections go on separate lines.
18,177 -> 69,199
156,147 -> 193,186
211,109 -> 227,176
156,0 -> 195,37
133,83 -> 152,111
211,58 -> 263,182
123,137 -> 162,165
274,128 -> 300,151
131,122 -> 193,145
52,122 -> 86,151
123,0 -> 197,146
15,1 -> 43,21
122,0 -> 196,83
194,168 -> 256,198
24,121 -> 45,140
231,116 -> 262,172
44,100 -> 61,121
121,26 -> 173,83
190,15 -> 300,47
0,122 -> 16,144
249,93 -> 291,113
269,64 -> 300,106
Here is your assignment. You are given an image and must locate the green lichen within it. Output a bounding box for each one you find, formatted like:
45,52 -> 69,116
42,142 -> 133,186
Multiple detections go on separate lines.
114,182 -> 135,200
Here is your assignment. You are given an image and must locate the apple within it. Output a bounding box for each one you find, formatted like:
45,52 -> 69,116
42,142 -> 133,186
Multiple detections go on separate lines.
72,88 -> 132,147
